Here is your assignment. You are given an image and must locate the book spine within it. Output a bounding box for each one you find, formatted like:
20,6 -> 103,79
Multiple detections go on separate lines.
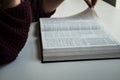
38,20 -> 44,63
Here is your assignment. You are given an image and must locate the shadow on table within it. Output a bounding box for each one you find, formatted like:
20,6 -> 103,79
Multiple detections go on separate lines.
32,22 -> 43,61
0,63 -> 10,69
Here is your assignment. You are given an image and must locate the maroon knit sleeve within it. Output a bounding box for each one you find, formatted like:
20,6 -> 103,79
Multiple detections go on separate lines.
29,0 -> 56,21
0,0 -> 32,64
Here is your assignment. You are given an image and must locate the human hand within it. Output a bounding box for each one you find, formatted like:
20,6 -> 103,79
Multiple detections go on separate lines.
0,0 -> 21,9
43,0 -> 64,13
84,0 -> 98,8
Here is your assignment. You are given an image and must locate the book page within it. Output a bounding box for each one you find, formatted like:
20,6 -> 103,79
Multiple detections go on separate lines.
65,8 -> 99,20
40,9 -> 120,49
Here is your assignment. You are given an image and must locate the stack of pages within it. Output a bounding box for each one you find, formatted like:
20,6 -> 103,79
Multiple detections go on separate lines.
39,8 -> 120,62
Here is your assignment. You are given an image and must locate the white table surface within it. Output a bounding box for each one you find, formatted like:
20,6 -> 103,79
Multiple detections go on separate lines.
0,0 -> 120,80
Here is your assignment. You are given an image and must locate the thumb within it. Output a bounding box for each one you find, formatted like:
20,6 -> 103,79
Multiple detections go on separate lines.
84,0 -> 92,8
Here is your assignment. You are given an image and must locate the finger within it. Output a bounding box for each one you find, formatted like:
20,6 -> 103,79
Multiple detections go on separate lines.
92,0 -> 98,7
84,0 -> 92,8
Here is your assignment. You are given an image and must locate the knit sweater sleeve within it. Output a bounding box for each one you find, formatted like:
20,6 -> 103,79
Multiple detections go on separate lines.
0,0 -> 32,64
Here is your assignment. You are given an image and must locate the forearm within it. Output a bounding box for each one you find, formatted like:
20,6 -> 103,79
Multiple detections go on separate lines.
0,0 -> 21,9
43,0 -> 64,13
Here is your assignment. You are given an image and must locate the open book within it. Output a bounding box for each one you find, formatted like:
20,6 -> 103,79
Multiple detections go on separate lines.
39,8 -> 120,63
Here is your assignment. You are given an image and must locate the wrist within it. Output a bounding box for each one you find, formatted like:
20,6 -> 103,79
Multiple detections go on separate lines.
43,0 -> 64,13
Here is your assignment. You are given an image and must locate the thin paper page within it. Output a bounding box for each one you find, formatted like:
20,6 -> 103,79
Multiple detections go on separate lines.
40,9 -> 120,49
41,30 -> 119,49
40,19 -> 101,31
65,8 -> 99,20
